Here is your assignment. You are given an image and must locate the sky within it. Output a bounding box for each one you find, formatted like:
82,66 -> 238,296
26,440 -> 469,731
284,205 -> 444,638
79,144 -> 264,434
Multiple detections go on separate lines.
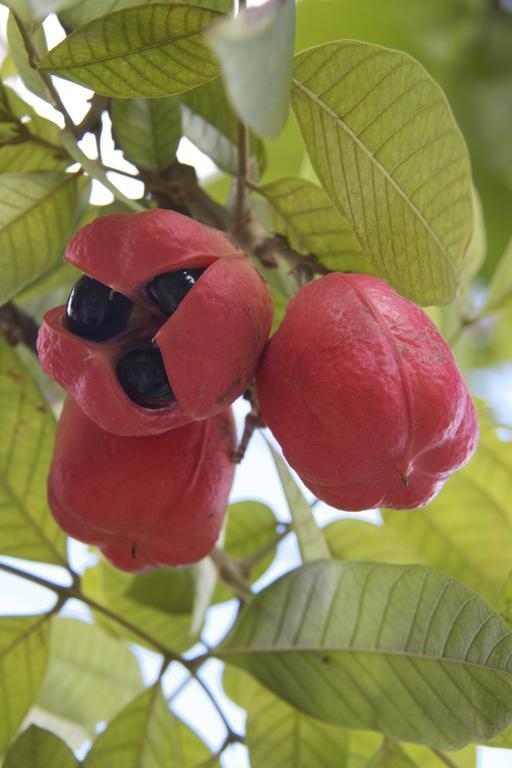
0,6 -> 510,767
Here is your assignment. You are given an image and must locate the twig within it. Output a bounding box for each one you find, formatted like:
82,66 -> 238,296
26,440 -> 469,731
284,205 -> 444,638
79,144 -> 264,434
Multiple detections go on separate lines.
231,383 -> 265,463
0,302 -> 40,354
143,162 -> 229,229
75,94 -> 109,139
209,547 -> 254,603
0,560 -> 72,596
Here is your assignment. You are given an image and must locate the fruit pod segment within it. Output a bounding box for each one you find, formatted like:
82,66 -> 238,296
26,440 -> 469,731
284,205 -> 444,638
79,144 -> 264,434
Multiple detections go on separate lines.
48,397 -> 236,572
157,255 -> 273,419
37,306 -> 192,436
38,209 -> 274,435
64,208 -> 241,297
256,273 -> 479,512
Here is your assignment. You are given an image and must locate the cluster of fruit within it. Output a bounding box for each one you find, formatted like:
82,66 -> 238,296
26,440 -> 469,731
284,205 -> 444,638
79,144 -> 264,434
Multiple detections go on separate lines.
38,209 -> 478,572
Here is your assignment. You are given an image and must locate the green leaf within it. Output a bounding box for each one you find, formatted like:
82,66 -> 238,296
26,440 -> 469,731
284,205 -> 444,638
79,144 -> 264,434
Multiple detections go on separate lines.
0,614 -> 51,754
459,185 -> 486,284
60,0 -> 233,30
0,338 -> 67,566
257,177 -> 375,273
40,4 -> 221,98
324,519 -> 420,565
3,725 -> 78,768
366,741 -> 418,767
208,0 -> 295,138
7,13 -> 51,102
180,78 -> 266,176
84,686 -> 212,768
268,443 -> 330,563
5,0 -> 81,22
0,170 -> 82,304
111,97 -> 181,173
484,722 -> 512,748
224,665 -> 350,768
219,560 -> 512,749
482,237 -> 512,316
37,618 -> 144,736
383,410 -> 512,607
291,41 -> 473,306
82,559 -> 198,651
214,501 -> 280,602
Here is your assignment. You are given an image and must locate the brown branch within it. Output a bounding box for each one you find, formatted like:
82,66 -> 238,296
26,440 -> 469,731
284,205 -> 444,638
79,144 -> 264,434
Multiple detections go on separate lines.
75,94 -> 109,139
143,162 -> 230,230
0,302 -> 39,354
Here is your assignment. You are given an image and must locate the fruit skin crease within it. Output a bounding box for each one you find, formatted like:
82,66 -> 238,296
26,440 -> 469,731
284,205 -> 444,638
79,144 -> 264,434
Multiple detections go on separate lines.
48,397 -> 236,572
256,273 -> 479,512
37,209 -> 273,436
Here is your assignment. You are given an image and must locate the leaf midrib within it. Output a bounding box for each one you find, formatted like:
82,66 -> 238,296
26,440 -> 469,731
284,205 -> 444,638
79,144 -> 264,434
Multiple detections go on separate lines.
219,643 -> 512,676
0,613 -> 51,660
40,7 -> 217,73
290,77 -> 457,276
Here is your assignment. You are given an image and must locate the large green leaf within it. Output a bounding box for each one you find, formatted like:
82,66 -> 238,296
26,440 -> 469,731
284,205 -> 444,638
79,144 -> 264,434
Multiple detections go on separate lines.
291,41 -> 473,306
268,443 -> 330,563
37,618 -> 144,735
111,97 -> 181,173
0,614 -> 51,754
0,338 -> 67,566
257,177 -> 374,273
84,686 -> 211,768
3,725 -> 78,768
219,560 -> 512,749
40,4 -> 221,98
224,665 -> 349,767
0,170 -> 81,304
60,0 -> 233,29
324,519 -> 420,565
383,411 -> 512,607
82,559 -> 198,651
208,0 -> 294,138
180,78 -> 266,176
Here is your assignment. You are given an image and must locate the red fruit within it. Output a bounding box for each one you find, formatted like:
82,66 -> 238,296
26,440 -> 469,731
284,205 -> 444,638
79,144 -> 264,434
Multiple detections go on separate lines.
38,209 -> 273,436
256,273 -> 478,511
48,397 -> 235,572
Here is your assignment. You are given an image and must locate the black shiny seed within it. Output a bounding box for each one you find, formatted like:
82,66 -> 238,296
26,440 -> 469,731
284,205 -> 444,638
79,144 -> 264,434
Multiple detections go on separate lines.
116,346 -> 175,409
66,276 -> 133,342
146,268 -> 205,317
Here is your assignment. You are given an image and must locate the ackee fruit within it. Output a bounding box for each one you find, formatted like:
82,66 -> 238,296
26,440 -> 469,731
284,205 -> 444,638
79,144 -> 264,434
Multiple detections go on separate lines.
256,273 -> 478,511
48,397 -> 236,572
37,209 -> 273,436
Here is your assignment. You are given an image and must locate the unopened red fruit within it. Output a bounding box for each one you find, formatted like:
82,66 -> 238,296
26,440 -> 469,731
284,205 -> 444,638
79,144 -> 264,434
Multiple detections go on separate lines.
256,273 -> 478,511
38,209 -> 273,436
48,398 -> 235,572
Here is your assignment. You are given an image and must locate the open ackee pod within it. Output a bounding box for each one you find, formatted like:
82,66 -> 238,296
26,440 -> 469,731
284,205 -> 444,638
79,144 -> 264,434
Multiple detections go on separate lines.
37,209 -> 273,436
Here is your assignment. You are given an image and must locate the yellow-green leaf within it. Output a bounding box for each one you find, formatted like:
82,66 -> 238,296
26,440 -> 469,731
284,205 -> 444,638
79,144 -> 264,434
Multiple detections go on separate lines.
291,41 -> 473,305
0,171 -> 81,304
0,337 -> 67,566
40,4 -> 221,98
219,561 -> 512,749
84,686 -> 212,768
3,724 -> 78,768
0,614 -> 51,754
